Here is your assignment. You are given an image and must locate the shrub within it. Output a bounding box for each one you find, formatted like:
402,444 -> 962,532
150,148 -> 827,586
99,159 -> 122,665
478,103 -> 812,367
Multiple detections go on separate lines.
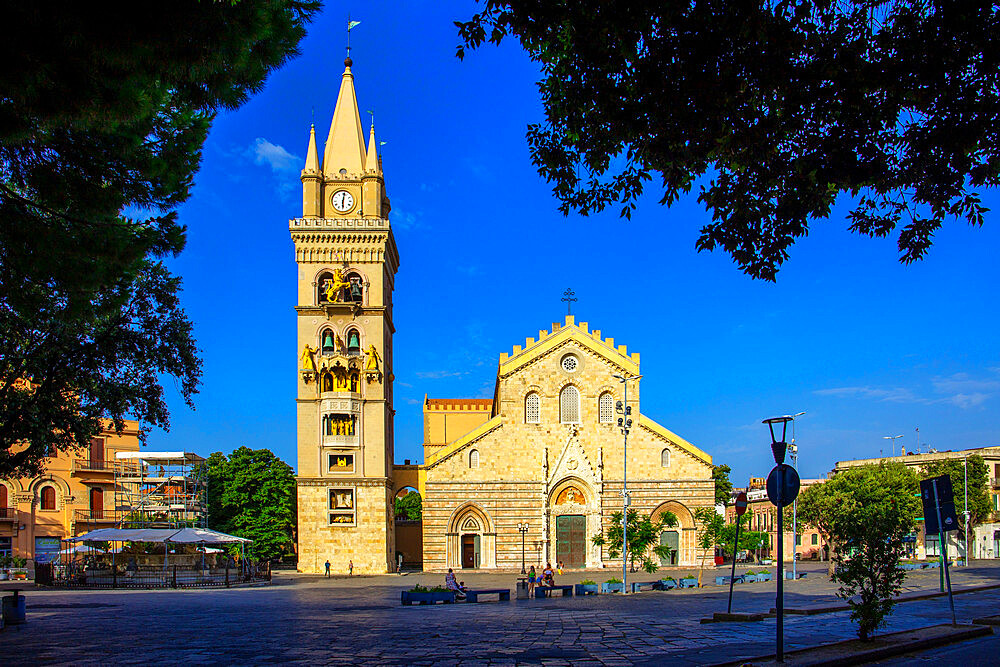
605,577 -> 622,584
579,579 -> 597,585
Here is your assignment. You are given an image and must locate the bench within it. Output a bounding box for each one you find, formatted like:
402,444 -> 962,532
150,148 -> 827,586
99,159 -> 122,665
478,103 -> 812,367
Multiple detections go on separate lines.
535,585 -> 574,598
630,581 -> 657,593
465,588 -> 510,603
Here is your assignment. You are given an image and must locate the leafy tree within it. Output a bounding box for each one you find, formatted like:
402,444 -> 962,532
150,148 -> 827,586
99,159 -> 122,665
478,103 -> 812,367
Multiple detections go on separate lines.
798,462 -> 920,640
712,464 -> 734,508
592,509 -> 678,573
457,2 -> 999,280
923,454 -> 990,532
394,491 -> 423,521
719,519 -> 771,560
197,447 -> 297,562
0,2 -> 319,477
694,506 -> 724,585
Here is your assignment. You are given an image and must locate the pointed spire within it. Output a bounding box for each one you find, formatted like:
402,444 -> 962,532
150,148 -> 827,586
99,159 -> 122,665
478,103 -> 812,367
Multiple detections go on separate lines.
323,58 -> 367,175
365,122 -> 380,174
302,124 -> 319,176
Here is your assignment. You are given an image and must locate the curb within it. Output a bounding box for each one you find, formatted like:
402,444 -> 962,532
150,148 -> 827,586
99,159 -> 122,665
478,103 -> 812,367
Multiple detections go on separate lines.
700,612 -> 766,624
710,623 -> 993,666
769,582 -> 1000,616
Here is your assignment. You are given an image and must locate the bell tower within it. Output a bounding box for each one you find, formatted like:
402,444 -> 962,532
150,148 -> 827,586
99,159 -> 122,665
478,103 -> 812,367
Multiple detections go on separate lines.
292,57 -> 398,574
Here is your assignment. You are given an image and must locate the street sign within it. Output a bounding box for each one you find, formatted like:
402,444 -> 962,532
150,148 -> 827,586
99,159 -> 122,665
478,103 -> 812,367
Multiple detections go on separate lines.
766,464 -> 800,508
735,491 -> 748,516
920,475 -> 958,534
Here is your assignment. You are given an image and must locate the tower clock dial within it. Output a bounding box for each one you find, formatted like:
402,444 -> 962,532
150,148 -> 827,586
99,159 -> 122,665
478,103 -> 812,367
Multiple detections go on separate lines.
331,190 -> 355,212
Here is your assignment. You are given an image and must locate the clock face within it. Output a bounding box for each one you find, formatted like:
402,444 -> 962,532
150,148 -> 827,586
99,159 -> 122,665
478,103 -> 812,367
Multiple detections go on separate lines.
331,190 -> 355,212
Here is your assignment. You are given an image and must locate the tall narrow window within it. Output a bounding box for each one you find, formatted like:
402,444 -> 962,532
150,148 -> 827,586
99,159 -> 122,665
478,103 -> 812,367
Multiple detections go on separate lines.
89,437 -> 104,468
40,485 -> 56,510
0,484 -> 7,509
559,385 -> 580,424
90,488 -> 104,519
599,392 -> 613,423
469,449 -> 480,469
320,329 -> 336,355
347,329 -> 361,355
661,448 -> 670,468
525,392 -> 540,423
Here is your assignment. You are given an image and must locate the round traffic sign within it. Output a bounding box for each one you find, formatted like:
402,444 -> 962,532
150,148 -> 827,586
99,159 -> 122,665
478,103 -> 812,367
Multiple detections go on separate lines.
734,491 -> 748,516
766,464 -> 800,508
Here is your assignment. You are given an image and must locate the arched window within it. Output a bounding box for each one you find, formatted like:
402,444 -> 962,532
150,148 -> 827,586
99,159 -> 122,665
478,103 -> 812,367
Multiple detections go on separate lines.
525,392 -> 540,423
320,329 -> 336,355
317,271 -> 334,304
321,371 -> 334,393
0,484 -> 7,509
346,272 -> 364,303
559,385 -> 580,424
661,448 -> 670,468
40,485 -> 56,510
599,392 -> 613,423
350,372 -> 359,392
347,329 -> 361,356
469,449 -> 480,469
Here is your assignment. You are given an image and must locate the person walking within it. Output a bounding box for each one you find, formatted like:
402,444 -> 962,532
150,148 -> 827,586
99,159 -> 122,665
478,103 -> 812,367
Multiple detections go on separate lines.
527,565 -> 537,597
324,560 -> 331,577
348,559 -> 354,576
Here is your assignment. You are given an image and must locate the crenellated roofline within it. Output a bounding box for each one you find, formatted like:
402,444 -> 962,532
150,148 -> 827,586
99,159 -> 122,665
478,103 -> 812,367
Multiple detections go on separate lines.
497,315 -> 639,378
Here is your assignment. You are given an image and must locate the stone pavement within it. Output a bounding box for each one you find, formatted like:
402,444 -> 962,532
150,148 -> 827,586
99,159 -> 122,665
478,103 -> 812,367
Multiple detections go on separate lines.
3,561 -> 1000,665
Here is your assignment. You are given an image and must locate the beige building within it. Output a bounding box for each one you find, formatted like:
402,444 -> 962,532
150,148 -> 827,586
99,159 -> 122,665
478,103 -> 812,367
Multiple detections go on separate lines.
291,58 -> 715,573
0,422 -> 141,563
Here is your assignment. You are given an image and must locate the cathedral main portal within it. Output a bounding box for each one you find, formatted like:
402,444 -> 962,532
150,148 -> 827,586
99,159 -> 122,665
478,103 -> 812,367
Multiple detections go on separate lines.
555,514 -> 586,568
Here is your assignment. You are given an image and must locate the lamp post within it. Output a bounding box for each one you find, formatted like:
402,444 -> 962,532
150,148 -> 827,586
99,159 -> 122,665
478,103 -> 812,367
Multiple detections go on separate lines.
613,372 -> 642,594
788,411 -> 805,581
516,522 -> 528,574
964,456 -> 970,563
764,415 -> 795,664
883,434 -> 905,456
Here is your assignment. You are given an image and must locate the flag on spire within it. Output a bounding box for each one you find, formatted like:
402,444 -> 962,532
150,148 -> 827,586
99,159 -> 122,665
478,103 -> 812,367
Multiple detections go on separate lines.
348,20 -> 361,30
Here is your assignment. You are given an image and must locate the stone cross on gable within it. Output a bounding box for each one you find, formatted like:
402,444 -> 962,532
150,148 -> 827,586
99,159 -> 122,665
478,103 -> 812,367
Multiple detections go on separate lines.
561,288 -> 577,315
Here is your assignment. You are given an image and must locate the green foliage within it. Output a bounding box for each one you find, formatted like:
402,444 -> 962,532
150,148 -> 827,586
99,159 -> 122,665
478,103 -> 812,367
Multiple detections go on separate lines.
579,579 -> 597,585
712,465 -> 734,507
717,513 -> 770,555
923,455 -> 991,529
409,584 -> 449,593
799,463 -> 920,640
394,491 -> 423,521
745,570 -> 756,576
0,2 -> 319,477
197,447 -> 297,561
456,3 -> 998,281
591,508 -> 678,573
604,577 -> 622,584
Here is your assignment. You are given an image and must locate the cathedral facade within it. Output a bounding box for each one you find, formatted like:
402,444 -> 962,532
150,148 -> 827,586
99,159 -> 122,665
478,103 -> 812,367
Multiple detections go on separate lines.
292,60 -> 714,574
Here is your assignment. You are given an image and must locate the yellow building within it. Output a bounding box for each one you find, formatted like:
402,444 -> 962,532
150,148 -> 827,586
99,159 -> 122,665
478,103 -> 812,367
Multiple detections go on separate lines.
291,58 -> 715,573
0,421 -> 141,562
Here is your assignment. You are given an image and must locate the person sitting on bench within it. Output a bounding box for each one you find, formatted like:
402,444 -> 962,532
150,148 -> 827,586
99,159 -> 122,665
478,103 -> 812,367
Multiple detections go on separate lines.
541,562 -> 555,587
445,568 -> 466,600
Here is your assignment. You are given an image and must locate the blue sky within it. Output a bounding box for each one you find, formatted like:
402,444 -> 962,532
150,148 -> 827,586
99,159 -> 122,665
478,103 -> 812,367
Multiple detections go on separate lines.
148,1 -> 1000,488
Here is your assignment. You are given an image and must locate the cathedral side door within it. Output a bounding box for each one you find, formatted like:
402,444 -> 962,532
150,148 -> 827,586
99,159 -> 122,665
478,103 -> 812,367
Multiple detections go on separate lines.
461,535 -> 478,569
660,531 -> 679,566
556,515 -> 586,568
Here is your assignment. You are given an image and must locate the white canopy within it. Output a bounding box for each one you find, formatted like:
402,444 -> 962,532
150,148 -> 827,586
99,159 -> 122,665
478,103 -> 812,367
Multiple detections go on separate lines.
68,527 -> 251,544
59,544 -> 107,555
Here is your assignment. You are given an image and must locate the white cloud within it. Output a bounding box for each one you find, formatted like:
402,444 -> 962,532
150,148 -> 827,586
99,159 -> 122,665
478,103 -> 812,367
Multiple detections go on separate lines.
403,397 -> 421,405
415,370 -> 466,380
815,368 -> 1000,409
250,138 -> 301,174
814,386 -> 921,403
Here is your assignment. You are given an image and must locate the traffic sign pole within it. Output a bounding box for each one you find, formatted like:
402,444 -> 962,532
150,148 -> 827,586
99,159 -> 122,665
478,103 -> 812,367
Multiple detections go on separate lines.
776,466 -> 784,663
932,479 -> 957,624
728,492 -> 748,614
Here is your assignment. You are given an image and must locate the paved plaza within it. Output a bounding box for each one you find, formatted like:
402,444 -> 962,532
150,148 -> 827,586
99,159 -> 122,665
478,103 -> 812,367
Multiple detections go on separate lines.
3,562 -> 1000,665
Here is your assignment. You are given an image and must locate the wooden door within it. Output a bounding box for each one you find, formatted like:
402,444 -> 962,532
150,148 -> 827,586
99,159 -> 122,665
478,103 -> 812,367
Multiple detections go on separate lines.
90,488 -> 103,519
89,437 -> 104,468
556,515 -> 586,568
461,535 -> 476,569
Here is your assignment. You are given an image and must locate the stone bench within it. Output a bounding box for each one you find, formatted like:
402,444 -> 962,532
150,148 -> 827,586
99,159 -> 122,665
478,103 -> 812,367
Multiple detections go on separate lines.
630,581 -> 658,593
535,585 -> 574,598
465,588 -> 510,603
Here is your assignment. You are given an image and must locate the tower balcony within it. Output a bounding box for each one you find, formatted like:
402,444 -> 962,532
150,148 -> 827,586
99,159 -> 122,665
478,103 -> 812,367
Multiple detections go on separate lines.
323,433 -> 359,447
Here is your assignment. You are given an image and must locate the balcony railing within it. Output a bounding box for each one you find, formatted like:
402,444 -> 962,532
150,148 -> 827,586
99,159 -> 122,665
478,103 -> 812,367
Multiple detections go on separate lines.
0,507 -> 16,520
72,459 -> 115,472
74,509 -> 116,522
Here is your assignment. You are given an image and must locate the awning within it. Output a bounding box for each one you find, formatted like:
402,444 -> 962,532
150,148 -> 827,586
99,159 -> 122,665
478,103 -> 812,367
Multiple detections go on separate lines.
68,527 -> 251,544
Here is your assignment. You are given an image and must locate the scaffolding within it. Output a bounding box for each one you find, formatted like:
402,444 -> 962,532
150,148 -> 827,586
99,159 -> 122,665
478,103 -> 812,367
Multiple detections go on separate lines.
114,452 -> 207,528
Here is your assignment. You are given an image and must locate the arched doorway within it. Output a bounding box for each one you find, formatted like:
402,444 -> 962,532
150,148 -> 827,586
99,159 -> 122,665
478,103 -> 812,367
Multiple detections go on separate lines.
548,478 -> 597,569
446,503 -> 496,569
651,500 -> 697,566
393,486 -> 422,570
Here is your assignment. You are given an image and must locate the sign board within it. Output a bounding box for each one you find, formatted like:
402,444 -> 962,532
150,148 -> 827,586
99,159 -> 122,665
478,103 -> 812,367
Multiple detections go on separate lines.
734,492 -> 749,516
921,475 -> 959,534
766,464 -> 800,508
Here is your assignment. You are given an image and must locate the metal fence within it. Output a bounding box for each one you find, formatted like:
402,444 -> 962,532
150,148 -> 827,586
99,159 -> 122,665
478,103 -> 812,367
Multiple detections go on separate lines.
48,561 -> 270,589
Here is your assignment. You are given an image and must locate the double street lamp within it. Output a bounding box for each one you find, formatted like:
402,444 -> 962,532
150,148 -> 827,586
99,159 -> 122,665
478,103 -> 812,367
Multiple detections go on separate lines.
613,371 -> 642,594
883,434 -> 905,456
516,522 -> 529,574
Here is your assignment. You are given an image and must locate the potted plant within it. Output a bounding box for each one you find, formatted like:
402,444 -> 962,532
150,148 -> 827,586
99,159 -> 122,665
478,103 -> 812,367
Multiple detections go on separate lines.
400,584 -> 456,605
757,569 -> 772,582
657,576 -> 677,590
743,570 -> 758,583
678,575 -> 699,588
601,577 -> 625,594
575,579 -> 599,595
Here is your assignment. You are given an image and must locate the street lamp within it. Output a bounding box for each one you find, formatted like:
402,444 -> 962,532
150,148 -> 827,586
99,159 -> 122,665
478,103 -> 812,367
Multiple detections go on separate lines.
516,523 -> 529,574
883,434 -> 905,456
763,415 -> 795,664
612,371 -> 642,594
787,411 -> 805,581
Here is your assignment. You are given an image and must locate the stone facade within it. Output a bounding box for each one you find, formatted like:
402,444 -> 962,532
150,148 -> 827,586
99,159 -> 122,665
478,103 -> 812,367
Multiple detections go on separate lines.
419,316 -> 715,571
